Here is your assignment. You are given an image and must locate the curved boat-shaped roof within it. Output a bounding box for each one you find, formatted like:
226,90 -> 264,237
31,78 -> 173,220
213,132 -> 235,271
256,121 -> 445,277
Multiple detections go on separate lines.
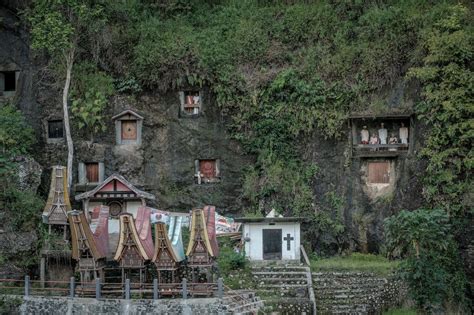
168,216 -> 186,262
186,206 -> 219,265
204,205 -> 219,257
135,206 -> 154,259
69,207 -> 109,261
114,213 -> 151,263
43,166 -> 71,225
153,222 -> 179,270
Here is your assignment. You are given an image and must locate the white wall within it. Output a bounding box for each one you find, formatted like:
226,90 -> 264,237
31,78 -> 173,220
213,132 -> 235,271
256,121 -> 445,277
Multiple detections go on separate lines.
243,222 -> 300,261
126,201 -> 142,217
85,200 -> 143,234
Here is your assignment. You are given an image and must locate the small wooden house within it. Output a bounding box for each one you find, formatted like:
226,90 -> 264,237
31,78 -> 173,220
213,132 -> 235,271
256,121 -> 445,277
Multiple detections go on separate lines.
68,206 -> 109,284
186,206 -> 219,267
113,207 -> 153,285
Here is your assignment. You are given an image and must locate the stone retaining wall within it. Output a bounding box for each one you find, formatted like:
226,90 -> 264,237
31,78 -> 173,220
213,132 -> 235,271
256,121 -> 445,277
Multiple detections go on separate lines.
313,272 -> 407,314
14,296 -> 229,315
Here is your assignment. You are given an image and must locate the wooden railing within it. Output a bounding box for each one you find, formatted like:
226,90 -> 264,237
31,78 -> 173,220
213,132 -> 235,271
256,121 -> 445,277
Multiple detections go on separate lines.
0,276 -> 223,300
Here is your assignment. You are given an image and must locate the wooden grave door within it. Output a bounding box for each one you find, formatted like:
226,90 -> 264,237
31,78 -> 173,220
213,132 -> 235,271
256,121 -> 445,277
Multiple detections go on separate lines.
199,160 -> 216,179
86,163 -> 99,183
262,229 -> 282,260
121,120 -> 137,140
368,161 -> 390,184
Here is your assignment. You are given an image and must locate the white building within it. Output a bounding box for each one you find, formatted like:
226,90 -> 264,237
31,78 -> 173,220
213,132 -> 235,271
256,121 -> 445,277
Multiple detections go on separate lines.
236,212 -> 302,262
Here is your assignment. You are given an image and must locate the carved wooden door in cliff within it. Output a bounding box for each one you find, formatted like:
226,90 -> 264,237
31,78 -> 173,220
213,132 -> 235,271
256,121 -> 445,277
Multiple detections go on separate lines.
263,229 -> 282,260
86,163 -> 99,183
368,162 -> 390,184
199,160 -> 216,179
121,120 -> 137,140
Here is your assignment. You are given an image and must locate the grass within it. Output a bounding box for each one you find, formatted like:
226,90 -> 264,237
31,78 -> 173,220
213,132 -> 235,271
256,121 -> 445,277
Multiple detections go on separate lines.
310,253 -> 399,276
383,307 -> 417,315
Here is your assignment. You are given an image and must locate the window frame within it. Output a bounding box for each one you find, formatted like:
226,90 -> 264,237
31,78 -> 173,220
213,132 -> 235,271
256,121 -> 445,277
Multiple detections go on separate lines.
47,120 -> 64,139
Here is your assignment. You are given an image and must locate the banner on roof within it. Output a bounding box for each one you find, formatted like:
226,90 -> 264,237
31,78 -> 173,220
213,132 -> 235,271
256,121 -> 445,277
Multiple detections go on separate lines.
215,213 -> 241,234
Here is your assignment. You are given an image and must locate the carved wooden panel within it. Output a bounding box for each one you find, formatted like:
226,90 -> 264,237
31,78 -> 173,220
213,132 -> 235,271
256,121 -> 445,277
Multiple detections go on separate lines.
199,160 -> 216,179
121,120 -> 137,140
86,163 -> 99,182
368,162 -> 390,184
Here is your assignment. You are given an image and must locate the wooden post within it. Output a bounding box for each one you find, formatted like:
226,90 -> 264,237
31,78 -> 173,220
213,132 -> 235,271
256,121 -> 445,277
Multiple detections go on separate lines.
40,257 -> 46,289
182,278 -> 187,299
95,277 -> 101,299
217,277 -> 223,298
153,278 -> 158,300
24,275 -> 30,297
69,277 -> 75,298
125,278 -> 130,300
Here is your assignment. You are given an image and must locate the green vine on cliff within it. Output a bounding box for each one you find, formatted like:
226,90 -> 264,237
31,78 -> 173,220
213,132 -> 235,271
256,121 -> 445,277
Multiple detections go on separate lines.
408,4 -> 473,217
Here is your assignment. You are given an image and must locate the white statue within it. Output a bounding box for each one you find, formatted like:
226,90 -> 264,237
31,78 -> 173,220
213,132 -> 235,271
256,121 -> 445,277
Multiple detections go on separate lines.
399,122 -> 409,144
193,93 -> 200,105
378,123 -> 388,145
388,133 -> 398,144
369,133 -> 379,145
361,126 -> 369,144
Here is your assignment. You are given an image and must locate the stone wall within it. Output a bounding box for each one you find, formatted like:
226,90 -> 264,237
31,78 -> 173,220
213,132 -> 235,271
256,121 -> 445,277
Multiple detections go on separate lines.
313,272 -> 407,314
18,296 -> 230,315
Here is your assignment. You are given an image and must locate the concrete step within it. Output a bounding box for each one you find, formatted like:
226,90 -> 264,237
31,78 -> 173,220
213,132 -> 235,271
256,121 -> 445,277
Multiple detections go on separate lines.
253,271 -> 307,276
256,278 -> 308,285
258,283 -> 308,288
253,267 -> 307,272
313,278 -> 386,284
314,287 -> 384,295
229,300 -> 264,313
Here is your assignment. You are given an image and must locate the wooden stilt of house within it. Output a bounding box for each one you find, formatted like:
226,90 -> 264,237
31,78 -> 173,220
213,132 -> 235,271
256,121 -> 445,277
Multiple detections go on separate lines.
113,208 -> 153,287
68,206 -> 109,285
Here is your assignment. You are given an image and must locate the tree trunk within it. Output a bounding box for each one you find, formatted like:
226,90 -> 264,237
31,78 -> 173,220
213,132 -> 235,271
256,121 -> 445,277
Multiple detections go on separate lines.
63,50 -> 74,192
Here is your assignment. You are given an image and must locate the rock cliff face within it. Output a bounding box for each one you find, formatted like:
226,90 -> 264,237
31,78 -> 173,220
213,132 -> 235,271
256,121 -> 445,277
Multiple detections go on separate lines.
0,9 -> 452,262
0,4 -> 426,253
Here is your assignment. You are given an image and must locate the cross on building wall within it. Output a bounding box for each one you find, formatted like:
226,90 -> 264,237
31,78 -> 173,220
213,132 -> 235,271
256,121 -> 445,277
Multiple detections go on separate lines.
284,234 -> 294,251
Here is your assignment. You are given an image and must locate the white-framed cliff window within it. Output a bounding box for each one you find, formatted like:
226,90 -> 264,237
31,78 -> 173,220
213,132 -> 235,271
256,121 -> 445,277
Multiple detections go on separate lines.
194,159 -> 220,184
179,91 -> 201,116
78,162 -> 104,184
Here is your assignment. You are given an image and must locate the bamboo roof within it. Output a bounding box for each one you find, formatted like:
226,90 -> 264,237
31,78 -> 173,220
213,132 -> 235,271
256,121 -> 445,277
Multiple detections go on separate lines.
68,208 -> 108,261
42,166 -> 71,225
114,213 -> 151,262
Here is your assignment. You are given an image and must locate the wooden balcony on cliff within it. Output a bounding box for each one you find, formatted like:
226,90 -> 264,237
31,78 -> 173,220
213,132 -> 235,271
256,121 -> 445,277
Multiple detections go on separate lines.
349,112 -> 414,158
352,143 -> 409,157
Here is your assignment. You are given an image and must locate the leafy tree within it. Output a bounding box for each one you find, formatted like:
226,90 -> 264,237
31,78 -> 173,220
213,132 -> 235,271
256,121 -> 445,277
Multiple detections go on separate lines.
27,0 -> 106,190
385,209 -> 469,312
408,4 -> 473,217
71,62 -> 115,142
0,104 -> 35,177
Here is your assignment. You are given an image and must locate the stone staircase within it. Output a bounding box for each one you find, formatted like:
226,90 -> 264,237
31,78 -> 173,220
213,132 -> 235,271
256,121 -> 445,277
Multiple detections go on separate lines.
312,272 -> 404,314
252,265 -> 314,314
221,290 -> 264,314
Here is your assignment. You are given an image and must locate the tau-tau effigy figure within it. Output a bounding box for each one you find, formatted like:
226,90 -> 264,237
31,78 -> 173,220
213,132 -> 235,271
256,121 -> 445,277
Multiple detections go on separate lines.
388,133 -> 398,144
399,122 -> 409,144
369,133 -> 379,145
378,123 -> 388,145
361,125 -> 369,144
